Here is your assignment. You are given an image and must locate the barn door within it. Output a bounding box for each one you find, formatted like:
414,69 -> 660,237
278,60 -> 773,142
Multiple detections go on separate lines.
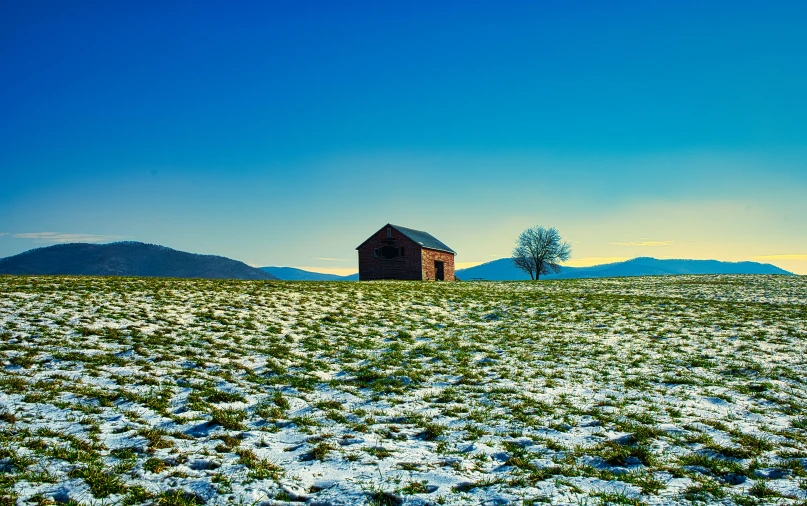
434,261 -> 444,281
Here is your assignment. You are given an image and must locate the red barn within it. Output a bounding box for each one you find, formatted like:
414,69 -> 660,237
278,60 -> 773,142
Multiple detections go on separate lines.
356,224 -> 457,281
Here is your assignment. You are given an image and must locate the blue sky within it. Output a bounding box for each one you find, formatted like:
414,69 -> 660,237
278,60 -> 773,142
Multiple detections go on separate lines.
2,1 -> 806,274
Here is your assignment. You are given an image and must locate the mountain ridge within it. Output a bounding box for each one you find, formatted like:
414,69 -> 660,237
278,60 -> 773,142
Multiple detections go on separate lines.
456,256 -> 793,280
1,242 -> 793,281
0,242 -> 278,280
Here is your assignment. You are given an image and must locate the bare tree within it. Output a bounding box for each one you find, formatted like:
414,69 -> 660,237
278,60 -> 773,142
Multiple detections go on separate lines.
512,226 -> 572,280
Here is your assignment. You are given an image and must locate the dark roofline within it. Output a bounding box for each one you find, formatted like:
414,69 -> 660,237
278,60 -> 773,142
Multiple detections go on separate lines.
355,223 -> 456,255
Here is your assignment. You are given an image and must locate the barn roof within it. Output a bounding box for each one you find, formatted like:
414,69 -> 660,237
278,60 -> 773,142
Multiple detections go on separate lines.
356,224 -> 456,255
391,224 -> 456,254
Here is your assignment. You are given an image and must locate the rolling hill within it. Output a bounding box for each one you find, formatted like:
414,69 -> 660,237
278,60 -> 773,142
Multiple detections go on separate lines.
0,242 -> 278,280
456,257 -> 793,281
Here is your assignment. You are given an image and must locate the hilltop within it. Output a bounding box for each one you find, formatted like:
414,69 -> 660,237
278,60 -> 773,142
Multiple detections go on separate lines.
0,242 -> 277,280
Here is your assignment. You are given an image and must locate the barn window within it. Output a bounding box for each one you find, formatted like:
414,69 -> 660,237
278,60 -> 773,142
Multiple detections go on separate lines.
381,245 -> 399,259
387,227 -> 392,238
374,248 -> 380,258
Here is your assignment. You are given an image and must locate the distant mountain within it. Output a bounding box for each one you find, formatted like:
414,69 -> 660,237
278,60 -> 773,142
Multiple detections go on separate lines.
457,257 -> 793,281
261,266 -> 358,281
0,242 -> 278,280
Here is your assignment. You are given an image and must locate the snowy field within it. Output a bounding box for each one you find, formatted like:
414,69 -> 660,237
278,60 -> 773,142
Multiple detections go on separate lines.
1,275 -> 806,506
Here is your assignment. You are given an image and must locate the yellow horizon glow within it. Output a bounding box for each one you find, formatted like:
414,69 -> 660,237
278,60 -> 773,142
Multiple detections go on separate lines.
751,254 -> 807,275
455,261 -> 486,269
752,254 -> 807,261
293,266 -> 358,276
610,241 -> 673,247
562,256 -> 632,267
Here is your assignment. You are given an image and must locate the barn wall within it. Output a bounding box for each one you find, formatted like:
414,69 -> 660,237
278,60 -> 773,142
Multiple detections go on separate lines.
357,227 -> 423,280
421,248 -> 456,281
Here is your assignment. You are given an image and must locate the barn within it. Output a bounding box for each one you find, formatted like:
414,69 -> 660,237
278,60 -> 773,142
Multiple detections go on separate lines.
356,224 -> 457,281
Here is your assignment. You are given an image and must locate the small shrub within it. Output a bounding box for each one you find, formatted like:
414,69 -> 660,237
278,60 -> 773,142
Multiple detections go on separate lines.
400,480 -> 430,494
137,428 -> 173,450
365,446 -> 393,459
9,354 -> 36,368
155,490 -> 205,506
215,434 -> 241,451
678,453 -> 744,475
731,431 -> 773,457
144,457 -> 167,473
68,463 -> 125,498
210,408 -> 246,430
325,410 -> 347,423
122,486 -> 154,505
682,480 -> 727,502
748,481 -> 780,499
206,390 -> 245,404
310,441 -> 334,461
271,390 -> 289,409
314,399 -> 342,411
235,448 -> 283,479
419,423 -> 447,441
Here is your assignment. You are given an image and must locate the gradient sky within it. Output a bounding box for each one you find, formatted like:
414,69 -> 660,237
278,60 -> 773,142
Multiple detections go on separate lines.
2,1 -> 806,274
